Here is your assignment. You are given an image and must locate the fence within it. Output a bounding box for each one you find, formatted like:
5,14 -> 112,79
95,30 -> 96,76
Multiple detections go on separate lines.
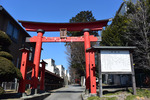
1,82 -> 19,90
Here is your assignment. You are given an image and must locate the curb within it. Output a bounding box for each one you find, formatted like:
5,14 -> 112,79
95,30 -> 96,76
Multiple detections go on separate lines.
81,92 -> 90,100
21,92 -> 50,100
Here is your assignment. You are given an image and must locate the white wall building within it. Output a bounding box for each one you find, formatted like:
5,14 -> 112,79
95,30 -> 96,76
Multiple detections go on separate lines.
43,59 -> 59,75
67,72 -> 71,82
64,70 -> 71,82
64,70 -> 68,76
42,59 -> 69,80
56,65 -> 65,78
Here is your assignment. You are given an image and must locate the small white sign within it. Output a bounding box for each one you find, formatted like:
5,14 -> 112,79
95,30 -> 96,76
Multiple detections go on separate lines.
101,50 -> 132,72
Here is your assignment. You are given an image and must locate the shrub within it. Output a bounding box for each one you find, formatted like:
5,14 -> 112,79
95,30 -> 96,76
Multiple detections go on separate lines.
0,57 -> 22,82
0,57 -> 16,82
0,30 -> 11,46
15,67 -> 22,80
0,51 -> 13,61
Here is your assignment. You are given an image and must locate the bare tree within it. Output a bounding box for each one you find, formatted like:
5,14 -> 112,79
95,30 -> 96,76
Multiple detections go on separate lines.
125,0 -> 150,70
65,42 -> 85,76
68,65 -> 80,83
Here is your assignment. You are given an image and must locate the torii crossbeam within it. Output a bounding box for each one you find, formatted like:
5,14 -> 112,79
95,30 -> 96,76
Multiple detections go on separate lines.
18,20 -> 108,31
18,19 -> 109,95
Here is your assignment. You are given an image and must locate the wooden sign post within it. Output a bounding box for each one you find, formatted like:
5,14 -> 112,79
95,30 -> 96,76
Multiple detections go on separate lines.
87,46 -> 136,97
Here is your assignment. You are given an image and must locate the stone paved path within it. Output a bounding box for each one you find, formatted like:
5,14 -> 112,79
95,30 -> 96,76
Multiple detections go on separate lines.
44,84 -> 85,100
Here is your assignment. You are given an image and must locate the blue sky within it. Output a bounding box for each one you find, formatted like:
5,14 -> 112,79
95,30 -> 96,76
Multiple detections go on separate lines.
1,0 -> 124,70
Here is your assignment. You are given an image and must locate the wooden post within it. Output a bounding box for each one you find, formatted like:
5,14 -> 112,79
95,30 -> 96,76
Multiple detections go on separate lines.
130,53 -> 136,95
98,51 -> 102,97
83,28 -> 91,93
18,48 -> 30,93
89,51 -> 96,95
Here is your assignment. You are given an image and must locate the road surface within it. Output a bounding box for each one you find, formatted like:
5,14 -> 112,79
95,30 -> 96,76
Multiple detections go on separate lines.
44,84 -> 85,100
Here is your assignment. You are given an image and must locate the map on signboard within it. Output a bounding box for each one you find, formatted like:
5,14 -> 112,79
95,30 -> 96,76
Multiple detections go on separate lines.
101,50 -> 132,72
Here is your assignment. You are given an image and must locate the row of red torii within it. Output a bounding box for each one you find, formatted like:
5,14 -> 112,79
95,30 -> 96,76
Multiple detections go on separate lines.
18,19 -> 109,95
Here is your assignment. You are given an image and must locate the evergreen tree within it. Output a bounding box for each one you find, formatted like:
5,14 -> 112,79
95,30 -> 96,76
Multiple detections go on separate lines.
100,14 -> 129,46
101,0 -> 150,71
66,11 -> 98,77
68,11 -> 97,36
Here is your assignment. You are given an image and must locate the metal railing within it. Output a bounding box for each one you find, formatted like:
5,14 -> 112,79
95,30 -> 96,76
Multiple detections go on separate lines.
1,82 -> 19,90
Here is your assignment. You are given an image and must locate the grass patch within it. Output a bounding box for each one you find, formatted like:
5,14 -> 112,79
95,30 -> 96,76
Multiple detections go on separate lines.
87,96 -> 100,100
136,89 -> 150,98
87,96 -> 117,100
128,88 -> 150,97
88,89 -> 150,100
104,88 -> 150,98
125,95 -> 146,100
103,89 -> 130,96
103,90 -> 129,96
125,95 -> 136,100
107,97 -> 117,100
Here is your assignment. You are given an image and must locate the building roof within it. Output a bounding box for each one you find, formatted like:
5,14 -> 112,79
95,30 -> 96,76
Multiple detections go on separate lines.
18,19 -> 110,32
117,0 -> 138,15
45,69 -> 63,80
0,5 -> 31,37
116,2 -> 126,15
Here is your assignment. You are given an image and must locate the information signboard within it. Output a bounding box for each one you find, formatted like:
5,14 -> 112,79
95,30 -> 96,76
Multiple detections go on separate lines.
86,46 -> 137,97
101,50 -> 131,73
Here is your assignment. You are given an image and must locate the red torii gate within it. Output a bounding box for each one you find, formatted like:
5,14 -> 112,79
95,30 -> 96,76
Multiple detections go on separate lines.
18,19 -> 109,95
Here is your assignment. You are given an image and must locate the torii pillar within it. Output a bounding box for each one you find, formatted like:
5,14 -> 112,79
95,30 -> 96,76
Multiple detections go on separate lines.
83,28 -> 91,93
83,28 -> 96,94
31,29 -> 45,93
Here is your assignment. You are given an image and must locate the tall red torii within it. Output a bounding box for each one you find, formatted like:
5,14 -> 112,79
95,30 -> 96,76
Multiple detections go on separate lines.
18,19 -> 109,95
18,20 -> 108,31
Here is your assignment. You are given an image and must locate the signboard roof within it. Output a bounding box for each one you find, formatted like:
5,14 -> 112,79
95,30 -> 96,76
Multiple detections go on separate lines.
86,46 -> 136,52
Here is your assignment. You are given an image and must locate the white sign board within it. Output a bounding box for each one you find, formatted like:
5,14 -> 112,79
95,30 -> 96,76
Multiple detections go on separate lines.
101,50 -> 132,72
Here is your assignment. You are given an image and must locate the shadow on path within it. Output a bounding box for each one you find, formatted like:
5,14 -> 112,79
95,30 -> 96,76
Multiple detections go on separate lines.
0,93 -> 22,99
